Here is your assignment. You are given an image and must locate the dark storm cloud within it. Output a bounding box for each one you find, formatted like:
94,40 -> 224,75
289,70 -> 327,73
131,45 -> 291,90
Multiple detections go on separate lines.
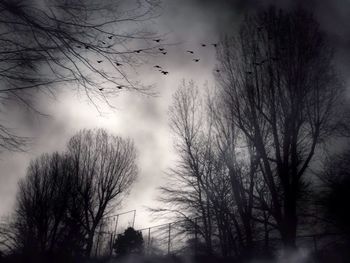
187,0 -> 350,36
177,0 -> 350,86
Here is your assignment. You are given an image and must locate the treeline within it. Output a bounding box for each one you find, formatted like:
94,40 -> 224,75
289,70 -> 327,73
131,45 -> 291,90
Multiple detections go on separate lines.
0,129 -> 137,262
155,7 -> 350,260
0,5 -> 349,263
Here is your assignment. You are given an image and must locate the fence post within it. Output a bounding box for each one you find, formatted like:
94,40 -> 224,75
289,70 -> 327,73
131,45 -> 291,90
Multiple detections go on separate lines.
148,227 -> 151,254
109,232 -> 113,256
113,215 -> 119,239
132,210 -> 136,228
168,223 -> 171,255
195,217 -> 198,255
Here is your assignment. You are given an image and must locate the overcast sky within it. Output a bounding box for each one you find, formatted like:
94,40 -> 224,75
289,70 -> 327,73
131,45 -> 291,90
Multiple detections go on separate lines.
0,0 -> 349,230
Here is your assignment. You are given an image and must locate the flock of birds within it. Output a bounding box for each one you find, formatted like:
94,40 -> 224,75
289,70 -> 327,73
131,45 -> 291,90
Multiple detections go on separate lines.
76,28 -> 286,92
151,41 -> 220,76
76,36 -> 219,91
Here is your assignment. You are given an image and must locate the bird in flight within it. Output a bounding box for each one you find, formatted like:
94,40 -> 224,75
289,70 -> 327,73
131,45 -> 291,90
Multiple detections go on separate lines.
115,62 -> 122,66
135,50 -> 142,53
201,43 -> 206,47
216,69 -> 220,73
97,60 -> 103,63
162,52 -> 167,55
159,48 -> 165,51
161,71 -> 169,75
154,65 -> 161,69
212,43 -> 218,47
85,46 -> 90,49
108,35 -> 113,39
117,85 -> 123,89
99,88 -> 104,91
187,50 -> 194,54
193,59 -> 200,62
154,39 -> 161,42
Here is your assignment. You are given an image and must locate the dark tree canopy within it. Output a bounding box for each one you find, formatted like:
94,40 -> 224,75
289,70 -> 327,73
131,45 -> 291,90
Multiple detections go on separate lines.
154,6 -> 349,259
67,129 -> 138,257
215,7 -> 346,248
113,227 -> 144,257
10,128 -> 138,259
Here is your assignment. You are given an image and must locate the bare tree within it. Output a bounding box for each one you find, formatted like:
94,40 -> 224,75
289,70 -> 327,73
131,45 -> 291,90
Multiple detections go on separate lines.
0,0 -> 161,151
216,7 -> 347,248
13,152 -> 77,258
159,81 -> 277,256
9,129 -> 137,259
208,94 -> 261,254
155,81 -> 214,253
67,128 -> 138,257
156,81 -> 244,256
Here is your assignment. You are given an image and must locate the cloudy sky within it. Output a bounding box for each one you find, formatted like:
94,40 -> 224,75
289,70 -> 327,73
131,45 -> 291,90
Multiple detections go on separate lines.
0,0 -> 349,230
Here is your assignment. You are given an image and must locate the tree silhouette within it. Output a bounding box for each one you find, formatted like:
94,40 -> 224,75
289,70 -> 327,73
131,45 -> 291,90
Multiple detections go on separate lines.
67,129 -> 138,257
216,7 -> 347,249
113,227 -> 144,257
157,81 -> 251,256
208,89 -> 260,255
13,152 -> 82,260
10,128 -> 138,259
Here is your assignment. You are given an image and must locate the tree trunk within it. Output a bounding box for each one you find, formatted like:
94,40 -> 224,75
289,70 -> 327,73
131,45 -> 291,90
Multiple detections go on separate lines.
281,188 -> 297,249
85,226 -> 97,257
85,235 -> 94,257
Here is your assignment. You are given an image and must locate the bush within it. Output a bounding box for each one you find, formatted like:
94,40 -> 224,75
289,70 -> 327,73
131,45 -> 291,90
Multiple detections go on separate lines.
113,227 -> 144,257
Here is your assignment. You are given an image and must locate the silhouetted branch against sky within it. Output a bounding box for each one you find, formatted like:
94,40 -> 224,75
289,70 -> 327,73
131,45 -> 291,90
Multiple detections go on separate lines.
0,0 -> 162,94
0,0 -> 163,150
0,1 -> 349,253
11,128 -> 138,257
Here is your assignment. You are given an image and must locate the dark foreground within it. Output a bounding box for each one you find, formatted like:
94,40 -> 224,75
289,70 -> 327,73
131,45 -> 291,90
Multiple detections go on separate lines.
1,248 -> 350,263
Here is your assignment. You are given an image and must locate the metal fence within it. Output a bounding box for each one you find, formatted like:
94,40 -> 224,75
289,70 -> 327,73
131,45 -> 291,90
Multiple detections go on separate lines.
95,214 -> 209,256
93,212 -> 344,257
93,210 -> 136,257
138,219 -> 196,255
